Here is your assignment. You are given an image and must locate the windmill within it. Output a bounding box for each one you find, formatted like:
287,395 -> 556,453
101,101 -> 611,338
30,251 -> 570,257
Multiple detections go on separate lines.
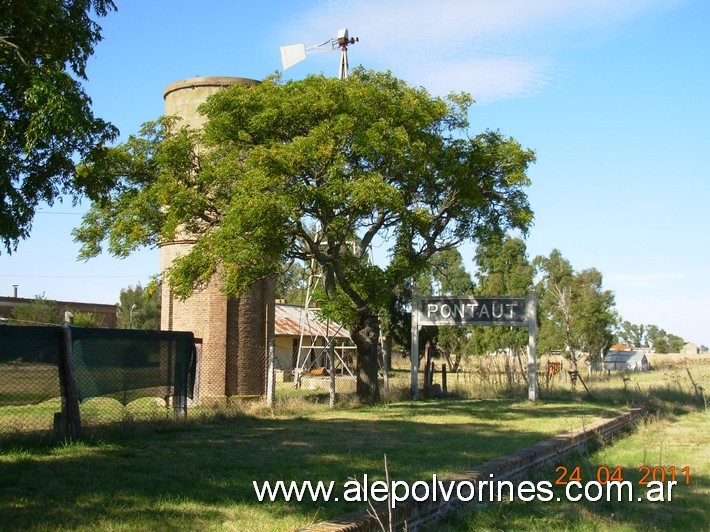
280,28 -> 359,79
279,29 -> 366,402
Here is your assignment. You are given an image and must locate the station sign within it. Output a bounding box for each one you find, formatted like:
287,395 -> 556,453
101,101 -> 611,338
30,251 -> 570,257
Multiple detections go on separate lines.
410,292 -> 538,402
417,296 -> 528,327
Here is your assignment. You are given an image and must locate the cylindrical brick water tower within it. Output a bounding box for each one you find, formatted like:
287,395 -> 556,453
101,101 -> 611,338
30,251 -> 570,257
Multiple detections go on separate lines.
161,76 -> 276,404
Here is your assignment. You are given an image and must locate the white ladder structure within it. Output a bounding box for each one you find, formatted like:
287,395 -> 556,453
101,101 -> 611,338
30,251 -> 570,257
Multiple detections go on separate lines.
294,256 -> 357,388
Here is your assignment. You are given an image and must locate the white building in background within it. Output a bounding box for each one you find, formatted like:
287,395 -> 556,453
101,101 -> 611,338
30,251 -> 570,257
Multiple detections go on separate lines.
604,351 -> 649,372
273,303 -> 355,375
681,342 -> 700,355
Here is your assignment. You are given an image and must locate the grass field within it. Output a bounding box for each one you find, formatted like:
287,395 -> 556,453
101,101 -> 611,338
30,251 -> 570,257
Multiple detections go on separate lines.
0,400 -> 628,530
0,364 -> 60,406
437,409 -> 709,530
0,356 -> 706,530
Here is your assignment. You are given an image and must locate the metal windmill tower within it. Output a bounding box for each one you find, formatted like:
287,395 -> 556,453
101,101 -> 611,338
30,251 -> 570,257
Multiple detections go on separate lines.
280,28 -> 359,79
293,254 -> 357,389
279,29 -> 363,390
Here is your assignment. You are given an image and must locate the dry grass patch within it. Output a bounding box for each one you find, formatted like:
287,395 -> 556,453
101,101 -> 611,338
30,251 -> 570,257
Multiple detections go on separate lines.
438,410 -> 709,531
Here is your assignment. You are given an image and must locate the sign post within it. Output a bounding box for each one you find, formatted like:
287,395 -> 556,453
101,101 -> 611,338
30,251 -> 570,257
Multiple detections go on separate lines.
526,290 -> 537,401
410,290 -> 420,400
410,293 -> 538,401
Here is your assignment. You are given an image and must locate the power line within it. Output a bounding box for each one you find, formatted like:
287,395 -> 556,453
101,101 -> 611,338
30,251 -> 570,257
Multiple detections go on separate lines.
0,274 -> 152,279
35,211 -> 88,215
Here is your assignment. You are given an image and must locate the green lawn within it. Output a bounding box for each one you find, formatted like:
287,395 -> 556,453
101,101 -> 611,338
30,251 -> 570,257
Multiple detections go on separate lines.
0,398 -> 618,531
0,359 -> 706,530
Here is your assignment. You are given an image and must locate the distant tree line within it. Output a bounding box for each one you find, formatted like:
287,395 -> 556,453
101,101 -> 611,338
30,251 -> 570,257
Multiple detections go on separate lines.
615,321 -> 686,354
7,292 -> 105,327
8,260 -> 690,363
278,235 -> 690,363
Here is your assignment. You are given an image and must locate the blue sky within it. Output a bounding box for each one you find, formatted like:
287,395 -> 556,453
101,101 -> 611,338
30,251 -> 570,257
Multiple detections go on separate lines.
1,0 -> 708,346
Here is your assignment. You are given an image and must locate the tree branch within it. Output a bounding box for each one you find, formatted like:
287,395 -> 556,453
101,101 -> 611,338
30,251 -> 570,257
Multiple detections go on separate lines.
0,36 -> 26,63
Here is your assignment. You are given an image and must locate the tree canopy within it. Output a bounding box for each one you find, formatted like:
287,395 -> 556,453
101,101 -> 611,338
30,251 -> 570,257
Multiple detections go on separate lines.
468,235 -> 535,357
0,0 -> 118,253
535,249 -> 616,372
74,69 -> 535,402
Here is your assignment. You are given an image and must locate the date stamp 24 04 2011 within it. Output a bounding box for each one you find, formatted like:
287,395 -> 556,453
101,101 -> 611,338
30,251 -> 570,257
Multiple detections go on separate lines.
554,465 -> 692,486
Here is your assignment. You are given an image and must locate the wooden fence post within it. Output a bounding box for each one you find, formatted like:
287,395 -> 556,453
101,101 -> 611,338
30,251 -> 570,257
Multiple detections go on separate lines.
423,361 -> 430,396
442,363 -> 447,395
59,325 -> 82,439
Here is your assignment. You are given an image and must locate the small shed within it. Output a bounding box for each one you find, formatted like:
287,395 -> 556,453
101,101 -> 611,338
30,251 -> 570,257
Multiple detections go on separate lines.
604,350 -> 649,372
681,342 -> 700,355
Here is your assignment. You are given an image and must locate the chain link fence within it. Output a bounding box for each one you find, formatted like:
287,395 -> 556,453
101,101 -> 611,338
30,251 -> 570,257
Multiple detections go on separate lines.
0,325 -> 196,440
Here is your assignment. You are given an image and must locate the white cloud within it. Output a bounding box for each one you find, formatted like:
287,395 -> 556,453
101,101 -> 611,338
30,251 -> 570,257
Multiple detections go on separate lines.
402,56 -> 555,102
279,0 -> 682,101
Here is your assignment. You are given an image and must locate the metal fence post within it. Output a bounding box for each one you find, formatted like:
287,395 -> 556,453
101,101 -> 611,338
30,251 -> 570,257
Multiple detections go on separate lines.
266,337 -> 275,408
172,340 -> 188,419
527,290 -> 538,402
174,394 -> 187,418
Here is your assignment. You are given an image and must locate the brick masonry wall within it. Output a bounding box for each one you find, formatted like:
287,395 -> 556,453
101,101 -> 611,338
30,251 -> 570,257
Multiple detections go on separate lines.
226,275 -> 276,396
160,240 -> 229,399
160,76 -> 273,402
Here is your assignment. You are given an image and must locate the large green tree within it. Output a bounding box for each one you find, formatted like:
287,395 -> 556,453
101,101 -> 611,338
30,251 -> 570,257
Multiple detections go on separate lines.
668,333 -> 685,353
468,235 -> 534,359
418,248 -> 474,297
73,70 -> 534,403
0,0 -> 117,253
535,250 -> 616,375
653,336 -> 670,354
644,324 -> 663,348
617,320 -> 646,347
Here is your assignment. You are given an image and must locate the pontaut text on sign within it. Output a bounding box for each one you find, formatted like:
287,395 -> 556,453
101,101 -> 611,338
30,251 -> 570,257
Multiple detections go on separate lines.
418,297 -> 527,327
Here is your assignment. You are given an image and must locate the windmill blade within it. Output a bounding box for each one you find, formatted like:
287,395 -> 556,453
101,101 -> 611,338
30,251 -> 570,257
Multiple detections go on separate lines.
280,43 -> 307,70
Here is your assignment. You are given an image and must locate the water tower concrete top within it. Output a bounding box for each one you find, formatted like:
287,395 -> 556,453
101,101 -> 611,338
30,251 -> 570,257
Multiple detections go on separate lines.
163,76 -> 260,130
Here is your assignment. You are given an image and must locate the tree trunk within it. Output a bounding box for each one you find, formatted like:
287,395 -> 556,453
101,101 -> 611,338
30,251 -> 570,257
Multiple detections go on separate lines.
504,353 -> 513,390
568,350 -> 579,389
383,335 -> 392,391
329,343 -> 336,409
350,310 -> 381,404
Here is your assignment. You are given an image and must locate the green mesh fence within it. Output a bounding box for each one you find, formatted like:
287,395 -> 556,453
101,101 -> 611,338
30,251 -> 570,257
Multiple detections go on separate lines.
0,325 -> 196,437
70,328 -> 195,404
0,326 -> 62,407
